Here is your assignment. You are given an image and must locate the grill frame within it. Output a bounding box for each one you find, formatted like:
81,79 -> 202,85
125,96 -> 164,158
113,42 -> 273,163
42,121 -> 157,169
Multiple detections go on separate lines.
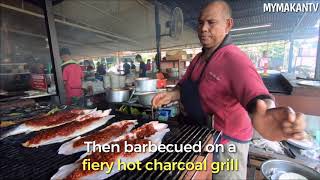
0,113 -> 216,180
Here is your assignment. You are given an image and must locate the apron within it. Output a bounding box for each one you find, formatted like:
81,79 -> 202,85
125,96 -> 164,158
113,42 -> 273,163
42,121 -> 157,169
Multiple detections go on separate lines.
179,35 -> 251,145
179,55 -> 212,127
179,35 -> 232,128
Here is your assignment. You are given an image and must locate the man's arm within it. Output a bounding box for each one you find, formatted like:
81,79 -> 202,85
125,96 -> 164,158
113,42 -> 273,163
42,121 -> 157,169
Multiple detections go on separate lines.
225,52 -> 305,141
263,99 -> 275,109
246,95 -> 275,114
62,67 -> 68,85
169,86 -> 181,101
250,99 -> 306,141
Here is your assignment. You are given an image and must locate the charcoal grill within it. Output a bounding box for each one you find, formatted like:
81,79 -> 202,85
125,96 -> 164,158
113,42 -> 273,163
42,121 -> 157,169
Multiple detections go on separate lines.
0,112 -> 217,180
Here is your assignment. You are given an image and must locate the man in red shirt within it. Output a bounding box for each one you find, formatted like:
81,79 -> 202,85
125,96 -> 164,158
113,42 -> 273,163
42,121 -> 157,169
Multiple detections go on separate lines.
60,48 -> 84,106
152,1 -> 306,179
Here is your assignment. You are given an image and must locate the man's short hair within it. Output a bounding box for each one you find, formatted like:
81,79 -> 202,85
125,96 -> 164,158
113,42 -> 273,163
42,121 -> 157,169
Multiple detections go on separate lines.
135,54 -> 142,60
202,0 -> 232,18
60,47 -> 71,56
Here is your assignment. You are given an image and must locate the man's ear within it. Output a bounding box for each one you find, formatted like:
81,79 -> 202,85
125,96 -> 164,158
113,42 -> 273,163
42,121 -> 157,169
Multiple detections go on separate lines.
225,18 -> 234,34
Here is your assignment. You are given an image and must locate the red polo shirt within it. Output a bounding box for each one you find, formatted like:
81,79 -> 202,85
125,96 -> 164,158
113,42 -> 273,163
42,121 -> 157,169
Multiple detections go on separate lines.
63,63 -> 84,98
179,44 -> 270,142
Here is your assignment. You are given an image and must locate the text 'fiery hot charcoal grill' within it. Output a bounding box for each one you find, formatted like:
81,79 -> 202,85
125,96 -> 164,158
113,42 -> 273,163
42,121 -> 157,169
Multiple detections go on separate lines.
0,114 -> 216,180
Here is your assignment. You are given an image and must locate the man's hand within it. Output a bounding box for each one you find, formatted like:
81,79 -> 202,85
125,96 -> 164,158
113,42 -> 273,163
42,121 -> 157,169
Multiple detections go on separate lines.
152,91 -> 180,108
252,100 -> 306,141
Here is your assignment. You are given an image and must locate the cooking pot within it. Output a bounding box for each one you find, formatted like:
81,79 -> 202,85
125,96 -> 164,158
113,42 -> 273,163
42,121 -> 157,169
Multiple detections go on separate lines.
261,159 -> 320,180
110,75 -> 126,89
103,75 -> 111,89
106,88 -> 130,103
135,78 -> 157,92
135,91 -> 157,106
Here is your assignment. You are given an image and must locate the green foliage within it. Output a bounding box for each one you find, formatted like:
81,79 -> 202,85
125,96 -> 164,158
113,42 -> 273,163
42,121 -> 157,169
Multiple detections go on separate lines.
238,41 -> 287,69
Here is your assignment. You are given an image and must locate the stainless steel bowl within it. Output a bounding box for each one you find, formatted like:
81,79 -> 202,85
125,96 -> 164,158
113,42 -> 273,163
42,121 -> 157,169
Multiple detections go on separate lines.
261,159 -> 320,180
135,78 -> 157,92
106,89 -> 130,103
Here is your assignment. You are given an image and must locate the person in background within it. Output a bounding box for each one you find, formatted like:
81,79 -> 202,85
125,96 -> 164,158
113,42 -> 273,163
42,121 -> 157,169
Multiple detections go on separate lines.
259,50 -> 269,69
28,56 -> 45,74
97,62 -> 106,75
79,62 -> 86,71
28,56 -> 38,74
102,62 -> 108,72
153,54 -> 160,73
130,60 -> 136,71
152,1 -> 306,179
146,59 -> 152,71
136,54 -> 146,77
60,47 -> 84,106
259,50 -> 270,75
123,59 -> 131,75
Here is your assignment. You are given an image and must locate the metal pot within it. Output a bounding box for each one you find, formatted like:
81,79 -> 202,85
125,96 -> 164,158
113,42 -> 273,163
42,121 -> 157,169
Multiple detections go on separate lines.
110,75 -> 126,89
103,75 -> 111,89
261,159 -> 320,180
135,92 -> 157,106
135,78 -> 157,92
106,89 -> 130,103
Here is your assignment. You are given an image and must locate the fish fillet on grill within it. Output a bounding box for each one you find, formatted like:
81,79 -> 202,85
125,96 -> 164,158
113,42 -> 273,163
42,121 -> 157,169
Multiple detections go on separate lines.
51,121 -> 169,180
1,109 -> 97,139
22,110 -> 114,148
58,120 -> 138,155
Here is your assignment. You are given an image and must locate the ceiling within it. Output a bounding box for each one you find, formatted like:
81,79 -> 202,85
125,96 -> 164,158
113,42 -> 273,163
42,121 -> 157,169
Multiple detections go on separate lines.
152,0 -> 320,44
1,0 -> 199,57
51,0 -> 199,56
1,0 -> 319,59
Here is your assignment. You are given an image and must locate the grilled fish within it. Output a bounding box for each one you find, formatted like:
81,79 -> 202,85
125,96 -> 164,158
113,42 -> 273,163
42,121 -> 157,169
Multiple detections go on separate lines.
58,120 -> 138,155
1,109 -> 96,139
51,121 -> 169,180
22,110 -> 113,148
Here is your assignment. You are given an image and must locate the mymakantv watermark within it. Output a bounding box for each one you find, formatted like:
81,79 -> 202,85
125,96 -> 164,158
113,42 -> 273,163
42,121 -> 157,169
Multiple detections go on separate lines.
264,2 -> 319,13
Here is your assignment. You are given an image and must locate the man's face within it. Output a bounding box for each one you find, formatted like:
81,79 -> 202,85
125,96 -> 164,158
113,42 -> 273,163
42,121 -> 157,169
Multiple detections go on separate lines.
61,55 -> 70,62
197,4 -> 233,49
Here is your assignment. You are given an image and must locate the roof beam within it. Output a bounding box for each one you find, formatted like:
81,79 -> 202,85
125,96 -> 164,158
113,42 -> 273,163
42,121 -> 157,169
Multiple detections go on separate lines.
0,3 -> 139,44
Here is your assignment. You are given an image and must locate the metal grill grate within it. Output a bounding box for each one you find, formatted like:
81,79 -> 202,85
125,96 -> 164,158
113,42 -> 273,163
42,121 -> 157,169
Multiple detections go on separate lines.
109,124 -> 216,180
0,114 -> 215,180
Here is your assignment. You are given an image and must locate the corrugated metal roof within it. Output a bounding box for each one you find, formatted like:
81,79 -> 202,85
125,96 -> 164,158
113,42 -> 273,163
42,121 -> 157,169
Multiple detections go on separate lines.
153,0 -> 320,44
2,0 -> 319,57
